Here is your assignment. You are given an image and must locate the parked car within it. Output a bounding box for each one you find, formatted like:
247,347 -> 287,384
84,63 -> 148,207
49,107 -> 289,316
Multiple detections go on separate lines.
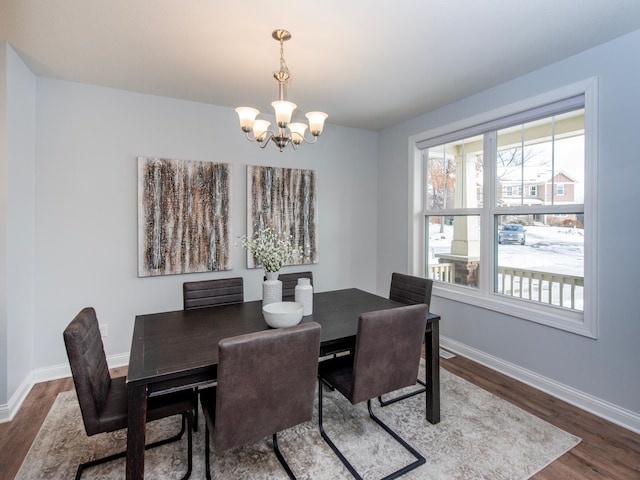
498,224 -> 526,245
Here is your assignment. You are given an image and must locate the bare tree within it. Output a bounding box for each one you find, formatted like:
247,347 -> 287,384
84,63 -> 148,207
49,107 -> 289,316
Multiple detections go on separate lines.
497,146 -> 547,179
427,157 -> 456,232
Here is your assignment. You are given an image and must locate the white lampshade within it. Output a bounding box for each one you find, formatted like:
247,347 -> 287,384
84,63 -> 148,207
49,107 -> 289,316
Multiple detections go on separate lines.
305,111 -> 328,136
253,119 -> 271,142
235,107 -> 260,132
288,122 -> 308,145
271,101 -> 297,128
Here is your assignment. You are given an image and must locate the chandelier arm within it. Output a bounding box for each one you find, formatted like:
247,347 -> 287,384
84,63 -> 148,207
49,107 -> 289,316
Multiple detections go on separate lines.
294,132 -> 321,145
244,130 -> 276,149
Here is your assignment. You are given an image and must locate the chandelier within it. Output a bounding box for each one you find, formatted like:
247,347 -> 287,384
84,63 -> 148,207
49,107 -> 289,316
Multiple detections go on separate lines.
235,29 -> 328,152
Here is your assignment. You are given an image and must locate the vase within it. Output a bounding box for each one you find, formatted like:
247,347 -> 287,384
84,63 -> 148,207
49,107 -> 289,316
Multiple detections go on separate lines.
262,271 -> 282,306
294,277 -> 313,315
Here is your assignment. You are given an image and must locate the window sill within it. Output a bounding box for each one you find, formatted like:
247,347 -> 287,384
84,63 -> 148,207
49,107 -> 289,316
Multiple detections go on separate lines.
433,283 -> 596,339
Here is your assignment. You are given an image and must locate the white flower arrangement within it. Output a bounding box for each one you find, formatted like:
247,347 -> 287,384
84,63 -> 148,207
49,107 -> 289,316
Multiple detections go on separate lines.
239,227 -> 301,273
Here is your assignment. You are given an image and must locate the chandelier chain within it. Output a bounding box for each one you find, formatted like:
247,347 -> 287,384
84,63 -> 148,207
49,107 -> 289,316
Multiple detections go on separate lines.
275,38 -> 290,84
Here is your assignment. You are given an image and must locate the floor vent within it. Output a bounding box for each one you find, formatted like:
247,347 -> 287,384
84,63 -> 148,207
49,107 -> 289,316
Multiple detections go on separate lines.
439,349 -> 456,359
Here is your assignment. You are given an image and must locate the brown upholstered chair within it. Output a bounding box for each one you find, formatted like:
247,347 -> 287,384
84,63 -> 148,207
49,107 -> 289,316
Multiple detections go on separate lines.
182,277 -> 245,430
266,271 -> 313,298
200,322 -> 321,480
317,304 -> 428,479
378,272 -> 434,407
63,307 -> 195,480
183,277 -> 244,310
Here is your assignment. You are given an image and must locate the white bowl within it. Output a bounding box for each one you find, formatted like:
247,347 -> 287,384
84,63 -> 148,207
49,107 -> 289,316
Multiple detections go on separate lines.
262,301 -> 304,328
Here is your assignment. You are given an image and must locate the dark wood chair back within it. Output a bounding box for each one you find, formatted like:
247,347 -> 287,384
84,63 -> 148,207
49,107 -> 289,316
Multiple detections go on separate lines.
183,277 -> 244,310
389,272 -> 433,309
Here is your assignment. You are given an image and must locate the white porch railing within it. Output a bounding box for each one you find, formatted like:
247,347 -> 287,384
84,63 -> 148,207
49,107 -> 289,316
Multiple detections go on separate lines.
428,262 -> 455,283
429,263 -> 584,310
497,266 -> 584,310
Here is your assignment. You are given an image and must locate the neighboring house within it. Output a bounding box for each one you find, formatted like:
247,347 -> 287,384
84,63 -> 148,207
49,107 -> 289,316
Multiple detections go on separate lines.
497,169 -> 580,226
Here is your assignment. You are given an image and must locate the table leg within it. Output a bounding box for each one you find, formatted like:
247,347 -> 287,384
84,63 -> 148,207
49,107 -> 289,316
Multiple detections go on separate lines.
126,384 -> 147,480
424,320 -> 440,424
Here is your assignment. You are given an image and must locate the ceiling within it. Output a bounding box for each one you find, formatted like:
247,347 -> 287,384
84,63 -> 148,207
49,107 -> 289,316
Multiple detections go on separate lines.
2,1 -> 640,131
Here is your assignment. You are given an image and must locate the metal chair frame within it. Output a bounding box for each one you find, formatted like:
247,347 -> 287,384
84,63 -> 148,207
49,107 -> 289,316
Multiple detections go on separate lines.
75,413 -> 193,480
318,380 -> 426,480
378,272 -> 433,408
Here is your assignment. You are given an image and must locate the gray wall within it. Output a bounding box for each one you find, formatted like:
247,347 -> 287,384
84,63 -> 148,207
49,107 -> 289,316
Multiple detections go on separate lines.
0,45 -> 379,409
377,30 -> 640,419
0,43 -> 36,408
32,78 -> 378,371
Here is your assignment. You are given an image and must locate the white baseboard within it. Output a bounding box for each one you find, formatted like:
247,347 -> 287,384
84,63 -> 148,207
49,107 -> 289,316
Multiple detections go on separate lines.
0,374 -> 34,423
0,352 -> 130,424
441,336 -> 640,435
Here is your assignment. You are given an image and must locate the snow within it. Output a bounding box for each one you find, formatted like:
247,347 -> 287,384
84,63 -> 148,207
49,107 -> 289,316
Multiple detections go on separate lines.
428,224 -> 583,276
428,224 -> 584,309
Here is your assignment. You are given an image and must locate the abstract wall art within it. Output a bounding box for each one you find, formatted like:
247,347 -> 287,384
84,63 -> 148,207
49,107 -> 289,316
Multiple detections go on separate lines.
246,165 -> 318,268
138,157 -> 232,276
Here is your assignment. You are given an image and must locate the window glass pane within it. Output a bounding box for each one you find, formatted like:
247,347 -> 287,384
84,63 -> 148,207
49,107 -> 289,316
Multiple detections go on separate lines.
495,214 -> 584,311
553,110 -> 585,204
425,134 -> 483,210
496,110 -> 584,208
426,215 -> 481,288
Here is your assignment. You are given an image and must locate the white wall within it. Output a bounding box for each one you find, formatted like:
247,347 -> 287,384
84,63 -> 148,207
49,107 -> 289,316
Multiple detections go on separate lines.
377,30 -> 640,423
0,42 -> 36,409
30,78 -> 378,373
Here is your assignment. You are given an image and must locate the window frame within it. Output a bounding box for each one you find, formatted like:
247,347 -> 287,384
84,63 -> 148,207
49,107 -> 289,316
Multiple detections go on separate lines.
408,78 -> 598,338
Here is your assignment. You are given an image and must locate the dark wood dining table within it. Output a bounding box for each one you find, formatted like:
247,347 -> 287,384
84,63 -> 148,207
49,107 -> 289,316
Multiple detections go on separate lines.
125,288 -> 441,479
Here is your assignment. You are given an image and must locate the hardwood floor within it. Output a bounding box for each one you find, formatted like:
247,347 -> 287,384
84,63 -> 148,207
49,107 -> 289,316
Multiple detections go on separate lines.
1,359 -> 638,479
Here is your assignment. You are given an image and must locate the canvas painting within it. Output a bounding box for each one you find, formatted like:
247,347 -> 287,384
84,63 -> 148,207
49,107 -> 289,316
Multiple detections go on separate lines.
138,157 -> 232,276
247,165 -> 318,268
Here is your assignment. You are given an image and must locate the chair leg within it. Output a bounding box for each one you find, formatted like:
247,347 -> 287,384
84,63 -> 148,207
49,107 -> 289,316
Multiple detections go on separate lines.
378,378 -> 427,407
204,423 -> 212,480
366,399 -> 426,479
179,411 -> 193,480
75,412 -> 193,480
317,378 -> 363,480
272,432 -> 297,480
193,387 -> 199,432
318,378 -> 426,480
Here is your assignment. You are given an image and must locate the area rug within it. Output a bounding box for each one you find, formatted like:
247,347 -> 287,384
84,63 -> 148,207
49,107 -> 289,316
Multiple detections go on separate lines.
15,362 -> 580,479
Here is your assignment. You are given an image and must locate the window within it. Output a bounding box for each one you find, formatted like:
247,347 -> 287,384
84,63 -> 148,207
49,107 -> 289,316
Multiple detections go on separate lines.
410,79 -> 597,337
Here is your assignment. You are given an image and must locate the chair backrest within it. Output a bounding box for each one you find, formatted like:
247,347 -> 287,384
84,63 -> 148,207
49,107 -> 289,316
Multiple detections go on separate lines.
63,307 -> 112,436
269,271 -> 313,298
389,272 -> 433,309
213,322 -> 321,451
183,277 -> 244,310
349,304 -> 428,404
